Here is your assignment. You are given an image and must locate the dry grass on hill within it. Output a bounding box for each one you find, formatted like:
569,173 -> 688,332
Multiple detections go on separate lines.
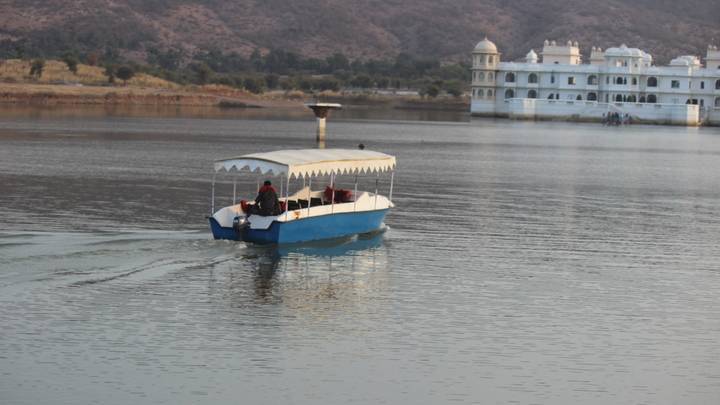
0,59 -> 178,89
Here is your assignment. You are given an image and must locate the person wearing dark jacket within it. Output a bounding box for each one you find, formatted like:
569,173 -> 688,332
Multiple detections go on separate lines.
252,180 -> 281,216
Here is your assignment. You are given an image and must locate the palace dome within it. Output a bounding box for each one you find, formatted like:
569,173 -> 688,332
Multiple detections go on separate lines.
669,55 -> 701,67
474,38 -> 498,53
604,44 -> 648,58
525,49 -> 538,63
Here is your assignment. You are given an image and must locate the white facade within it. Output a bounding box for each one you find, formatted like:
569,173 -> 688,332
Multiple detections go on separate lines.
470,39 -> 720,126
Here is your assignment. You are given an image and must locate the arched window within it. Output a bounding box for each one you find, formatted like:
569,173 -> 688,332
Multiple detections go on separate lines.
505,73 -> 516,83
716,79 -> 720,89
478,89 -> 484,98
587,92 -> 597,101
527,89 -> 537,99
615,94 -> 623,102
576,95 -> 583,101
632,77 -> 637,85
648,77 -> 658,87
528,73 -> 538,84
616,77 -> 623,85
587,75 -> 597,85
715,97 -> 720,108
504,89 -> 515,99
488,56 -> 494,64
627,95 -> 636,102
487,89 -> 493,98
647,94 -> 657,103
639,96 -> 646,103
548,94 -> 554,100
488,72 -> 494,81
479,72 -> 485,81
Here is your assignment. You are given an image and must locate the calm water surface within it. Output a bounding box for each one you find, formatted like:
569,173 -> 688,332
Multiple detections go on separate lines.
1,106 -> 719,404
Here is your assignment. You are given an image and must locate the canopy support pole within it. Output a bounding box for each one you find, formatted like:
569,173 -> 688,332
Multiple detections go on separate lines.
389,171 -> 395,201
353,175 -> 358,212
330,173 -> 336,214
279,174 -> 284,205
284,175 -> 290,221
211,172 -> 217,215
374,173 -> 379,210
307,177 -> 312,218
232,177 -> 237,205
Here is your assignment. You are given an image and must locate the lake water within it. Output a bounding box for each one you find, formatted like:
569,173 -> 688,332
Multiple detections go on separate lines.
1,106 -> 720,404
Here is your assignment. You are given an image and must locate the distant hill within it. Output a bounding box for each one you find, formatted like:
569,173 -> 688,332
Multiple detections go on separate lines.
1,0 -> 719,64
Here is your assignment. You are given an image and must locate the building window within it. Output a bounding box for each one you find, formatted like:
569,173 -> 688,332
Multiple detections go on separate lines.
701,81 -> 705,89
551,75 -> 555,84
606,77 -> 610,84
487,89 -> 493,98
671,80 -> 680,88
627,95 -> 636,102
528,73 -> 538,84
632,77 -> 637,85
648,94 -> 657,103
478,89 -> 484,98
504,89 -> 515,99
576,95 -> 582,101
548,94 -> 554,100
568,77 -> 576,85
616,94 -> 623,102
488,72 -> 494,81
715,97 -> 720,108
587,92 -> 597,101
716,79 -> 720,89
527,90 -> 537,99
639,96 -> 646,103
505,73 -> 516,83
615,77 -> 624,85
587,75 -> 597,85
488,56 -> 494,64
647,77 -> 658,87
479,72 -> 485,81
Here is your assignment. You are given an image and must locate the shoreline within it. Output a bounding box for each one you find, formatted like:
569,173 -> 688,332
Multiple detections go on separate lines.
0,83 -> 471,111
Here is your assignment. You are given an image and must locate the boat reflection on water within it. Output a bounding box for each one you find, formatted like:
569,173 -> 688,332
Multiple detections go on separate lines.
236,229 -> 390,303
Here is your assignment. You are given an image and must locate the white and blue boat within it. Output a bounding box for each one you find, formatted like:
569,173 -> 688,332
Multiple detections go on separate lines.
208,149 -> 396,244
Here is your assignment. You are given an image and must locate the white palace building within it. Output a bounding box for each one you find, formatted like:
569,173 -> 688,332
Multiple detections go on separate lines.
470,38 -> 720,126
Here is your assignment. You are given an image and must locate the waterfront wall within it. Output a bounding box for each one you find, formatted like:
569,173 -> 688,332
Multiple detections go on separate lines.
494,99 -> 700,126
707,109 -> 720,126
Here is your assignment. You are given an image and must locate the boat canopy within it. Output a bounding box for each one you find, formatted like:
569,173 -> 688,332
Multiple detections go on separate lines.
215,148 -> 396,179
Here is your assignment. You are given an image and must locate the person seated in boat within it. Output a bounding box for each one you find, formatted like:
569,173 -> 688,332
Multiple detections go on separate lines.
250,180 -> 281,216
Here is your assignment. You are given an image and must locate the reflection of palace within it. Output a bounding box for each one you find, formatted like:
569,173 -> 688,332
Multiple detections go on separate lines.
470,38 -> 720,126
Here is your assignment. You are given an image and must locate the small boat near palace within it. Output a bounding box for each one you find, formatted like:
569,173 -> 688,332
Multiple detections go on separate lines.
208,149 -> 396,244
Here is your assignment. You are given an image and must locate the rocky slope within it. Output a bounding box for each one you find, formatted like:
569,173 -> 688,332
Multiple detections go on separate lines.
1,0 -> 719,64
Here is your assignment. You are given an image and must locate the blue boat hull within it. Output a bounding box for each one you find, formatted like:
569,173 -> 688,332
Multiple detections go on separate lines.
209,209 -> 389,244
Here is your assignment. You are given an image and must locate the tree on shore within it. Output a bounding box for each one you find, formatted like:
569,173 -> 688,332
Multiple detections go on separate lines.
62,53 -> 79,74
103,64 -> 116,84
29,59 -> 45,79
424,84 -> 440,98
191,62 -> 213,85
116,65 -> 135,85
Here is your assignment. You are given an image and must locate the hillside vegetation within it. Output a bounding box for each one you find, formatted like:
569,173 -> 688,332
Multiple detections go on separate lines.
1,0 -> 719,64
0,60 -> 178,88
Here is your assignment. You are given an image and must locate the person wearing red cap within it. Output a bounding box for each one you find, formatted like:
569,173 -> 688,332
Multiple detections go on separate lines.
251,180 -> 281,216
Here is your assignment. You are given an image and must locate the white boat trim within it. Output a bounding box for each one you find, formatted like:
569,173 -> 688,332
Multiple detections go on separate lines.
214,148 -> 396,179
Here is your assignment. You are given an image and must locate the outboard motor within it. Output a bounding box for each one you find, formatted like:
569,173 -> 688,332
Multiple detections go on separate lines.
232,215 -> 248,234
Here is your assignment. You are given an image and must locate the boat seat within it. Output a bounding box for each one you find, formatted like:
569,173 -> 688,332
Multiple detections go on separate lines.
297,199 -> 309,208
286,200 -> 300,211
310,197 -> 323,206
